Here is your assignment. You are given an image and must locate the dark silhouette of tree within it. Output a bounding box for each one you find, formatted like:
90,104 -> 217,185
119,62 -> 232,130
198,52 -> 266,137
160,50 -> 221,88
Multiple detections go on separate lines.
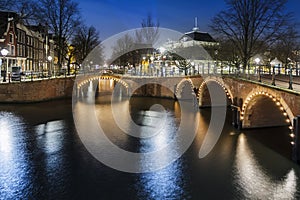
72,25 -> 101,68
135,14 -> 159,44
110,14 -> 160,73
270,26 -> 300,74
35,0 -> 81,71
210,0 -> 295,72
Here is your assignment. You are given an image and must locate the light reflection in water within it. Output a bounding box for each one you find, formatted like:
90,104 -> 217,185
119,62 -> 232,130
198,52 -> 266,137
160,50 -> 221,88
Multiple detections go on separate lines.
234,133 -> 297,199
136,159 -> 187,200
135,101 -> 188,199
0,112 -> 30,199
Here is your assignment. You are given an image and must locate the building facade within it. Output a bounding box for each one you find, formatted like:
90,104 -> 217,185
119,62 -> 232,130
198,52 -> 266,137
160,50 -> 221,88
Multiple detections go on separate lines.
0,10 -> 55,77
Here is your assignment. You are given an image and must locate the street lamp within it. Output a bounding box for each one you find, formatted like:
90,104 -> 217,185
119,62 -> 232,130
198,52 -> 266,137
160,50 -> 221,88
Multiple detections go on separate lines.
47,55 -> 53,77
1,48 -> 9,82
255,57 -> 261,82
288,58 -> 293,90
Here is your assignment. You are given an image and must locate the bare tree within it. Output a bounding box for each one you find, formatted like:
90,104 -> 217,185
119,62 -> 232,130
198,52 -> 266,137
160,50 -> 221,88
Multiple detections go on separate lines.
135,14 -> 159,44
72,25 -> 101,67
0,0 -> 38,24
112,34 -> 135,59
210,0 -> 295,72
270,26 -> 300,74
35,0 -> 81,71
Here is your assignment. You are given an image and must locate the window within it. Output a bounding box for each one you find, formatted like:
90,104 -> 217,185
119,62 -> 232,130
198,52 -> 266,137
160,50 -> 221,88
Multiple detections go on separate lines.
17,44 -> 20,56
9,33 -> 14,43
11,45 -> 15,56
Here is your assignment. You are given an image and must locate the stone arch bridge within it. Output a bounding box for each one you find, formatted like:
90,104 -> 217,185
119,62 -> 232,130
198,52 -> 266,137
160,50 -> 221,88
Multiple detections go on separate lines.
75,74 -> 300,160
76,74 -> 300,127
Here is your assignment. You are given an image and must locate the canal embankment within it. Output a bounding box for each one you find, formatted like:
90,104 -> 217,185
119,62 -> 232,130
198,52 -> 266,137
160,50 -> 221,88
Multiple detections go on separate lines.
0,77 -> 74,103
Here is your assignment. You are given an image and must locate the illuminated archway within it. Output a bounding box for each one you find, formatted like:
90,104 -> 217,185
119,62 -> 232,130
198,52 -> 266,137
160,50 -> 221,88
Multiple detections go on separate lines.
76,75 -> 129,90
197,78 -> 233,107
241,90 -> 295,146
175,78 -> 195,99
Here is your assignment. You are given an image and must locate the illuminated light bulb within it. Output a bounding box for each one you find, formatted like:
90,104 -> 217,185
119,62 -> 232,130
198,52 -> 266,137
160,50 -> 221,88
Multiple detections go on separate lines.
289,126 -> 293,130
291,141 -> 295,145
286,119 -> 291,123
290,134 -> 295,138
280,107 -> 284,110
276,102 -> 280,106
283,112 -> 287,116
273,98 -> 276,101
240,116 -> 244,120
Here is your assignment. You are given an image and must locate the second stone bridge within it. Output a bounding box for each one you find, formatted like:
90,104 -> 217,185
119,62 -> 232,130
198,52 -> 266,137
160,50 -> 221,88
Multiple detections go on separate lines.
76,74 -> 300,129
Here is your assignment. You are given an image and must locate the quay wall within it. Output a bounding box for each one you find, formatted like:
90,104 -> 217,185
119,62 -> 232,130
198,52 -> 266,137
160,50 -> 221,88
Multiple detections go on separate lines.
0,78 -> 74,103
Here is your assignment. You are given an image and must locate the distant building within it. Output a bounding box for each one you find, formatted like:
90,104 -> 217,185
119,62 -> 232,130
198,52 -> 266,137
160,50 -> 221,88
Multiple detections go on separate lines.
0,10 -> 55,75
163,18 -> 219,75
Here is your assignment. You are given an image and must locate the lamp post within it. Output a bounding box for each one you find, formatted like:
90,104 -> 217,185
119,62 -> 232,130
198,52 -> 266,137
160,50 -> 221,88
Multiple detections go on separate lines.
255,58 -> 261,82
48,55 -> 53,77
1,48 -> 9,82
288,58 -> 293,90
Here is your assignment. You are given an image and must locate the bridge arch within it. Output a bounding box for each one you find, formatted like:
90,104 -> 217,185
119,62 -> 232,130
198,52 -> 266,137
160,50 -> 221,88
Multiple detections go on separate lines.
175,78 -> 195,99
76,75 -> 129,90
197,77 -> 233,107
75,75 -> 129,100
240,89 -> 295,145
241,90 -> 294,127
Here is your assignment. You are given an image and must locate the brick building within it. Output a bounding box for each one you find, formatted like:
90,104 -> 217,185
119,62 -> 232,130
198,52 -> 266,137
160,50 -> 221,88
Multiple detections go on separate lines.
0,10 -> 55,77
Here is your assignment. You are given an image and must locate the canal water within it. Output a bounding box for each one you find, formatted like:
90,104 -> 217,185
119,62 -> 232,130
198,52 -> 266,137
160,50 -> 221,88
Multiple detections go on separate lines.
0,96 -> 299,199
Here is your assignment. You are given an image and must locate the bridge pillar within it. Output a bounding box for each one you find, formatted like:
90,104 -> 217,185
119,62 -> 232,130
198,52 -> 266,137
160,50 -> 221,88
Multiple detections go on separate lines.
231,105 -> 242,129
292,116 -> 300,163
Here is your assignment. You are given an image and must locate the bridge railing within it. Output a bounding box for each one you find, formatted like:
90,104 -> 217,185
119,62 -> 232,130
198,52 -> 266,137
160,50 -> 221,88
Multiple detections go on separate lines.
223,73 -> 300,93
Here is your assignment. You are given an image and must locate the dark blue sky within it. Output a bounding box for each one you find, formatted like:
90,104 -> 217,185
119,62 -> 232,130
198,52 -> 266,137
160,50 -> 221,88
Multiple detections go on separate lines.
77,0 -> 300,40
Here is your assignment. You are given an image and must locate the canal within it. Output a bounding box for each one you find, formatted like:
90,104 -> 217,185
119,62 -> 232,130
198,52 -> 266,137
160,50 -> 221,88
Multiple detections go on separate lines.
0,95 -> 299,199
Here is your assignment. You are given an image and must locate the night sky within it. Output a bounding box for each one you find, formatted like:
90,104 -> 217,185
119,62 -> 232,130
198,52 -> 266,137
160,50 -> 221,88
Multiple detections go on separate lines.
77,0 -> 300,40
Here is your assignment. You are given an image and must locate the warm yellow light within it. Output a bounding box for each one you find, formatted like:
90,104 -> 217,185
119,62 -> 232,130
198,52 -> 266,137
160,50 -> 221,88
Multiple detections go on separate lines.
280,107 -> 284,110
290,133 -> 295,138
291,141 -> 295,145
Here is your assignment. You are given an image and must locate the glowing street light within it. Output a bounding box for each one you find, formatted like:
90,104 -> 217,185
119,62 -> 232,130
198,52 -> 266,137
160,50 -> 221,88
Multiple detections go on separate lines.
255,57 -> 261,82
1,48 -> 9,82
48,55 -> 53,77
